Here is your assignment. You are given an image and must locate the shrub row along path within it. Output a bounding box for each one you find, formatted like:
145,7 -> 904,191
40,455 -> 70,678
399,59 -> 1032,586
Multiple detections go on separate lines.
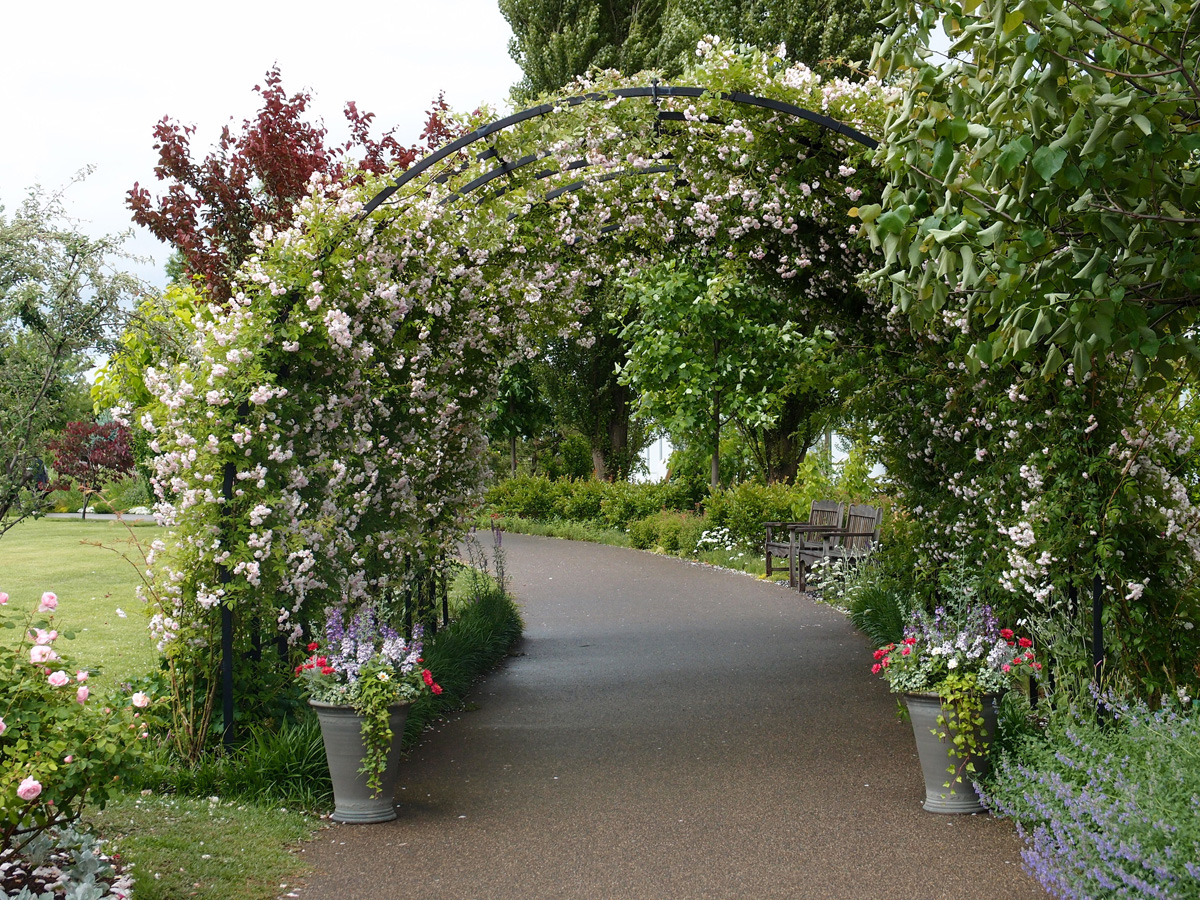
293,534 -> 1045,900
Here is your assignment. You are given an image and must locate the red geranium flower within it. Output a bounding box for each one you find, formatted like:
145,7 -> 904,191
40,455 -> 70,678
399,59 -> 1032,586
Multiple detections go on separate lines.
1000,628 -> 1014,641
1018,637 -> 1033,648
307,642 -> 319,652
431,683 -> 443,695
422,669 -> 434,686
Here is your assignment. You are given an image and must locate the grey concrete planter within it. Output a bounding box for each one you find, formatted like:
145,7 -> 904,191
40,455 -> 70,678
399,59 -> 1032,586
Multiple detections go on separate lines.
311,699 -> 410,823
904,692 -> 999,814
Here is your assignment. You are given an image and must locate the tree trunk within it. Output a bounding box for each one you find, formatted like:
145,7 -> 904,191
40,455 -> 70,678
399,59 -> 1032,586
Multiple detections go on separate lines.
592,448 -> 609,482
510,434 -> 517,476
765,429 -> 799,484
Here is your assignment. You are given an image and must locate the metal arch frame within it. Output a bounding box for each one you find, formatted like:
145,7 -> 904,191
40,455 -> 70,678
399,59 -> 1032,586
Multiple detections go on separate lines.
360,84 -> 879,217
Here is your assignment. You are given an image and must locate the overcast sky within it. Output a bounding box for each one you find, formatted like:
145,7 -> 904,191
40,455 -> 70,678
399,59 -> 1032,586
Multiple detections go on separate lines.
1,0 -> 523,288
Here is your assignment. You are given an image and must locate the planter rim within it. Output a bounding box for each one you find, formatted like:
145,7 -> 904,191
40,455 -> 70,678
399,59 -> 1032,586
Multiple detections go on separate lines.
307,698 -> 411,710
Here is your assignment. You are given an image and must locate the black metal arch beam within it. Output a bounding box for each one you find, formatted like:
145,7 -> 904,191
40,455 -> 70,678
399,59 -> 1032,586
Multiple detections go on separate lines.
360,85 -> 878,217
501,164 -> 682,222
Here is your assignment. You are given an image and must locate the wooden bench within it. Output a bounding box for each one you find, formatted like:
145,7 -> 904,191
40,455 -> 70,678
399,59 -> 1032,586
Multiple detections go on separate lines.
794,503 -> 883,589
764,500 -> 844,589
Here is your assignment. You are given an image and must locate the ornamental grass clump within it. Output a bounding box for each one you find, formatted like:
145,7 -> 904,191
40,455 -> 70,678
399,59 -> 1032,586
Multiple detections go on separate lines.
296,605 -> 440,795
873,604 -> 1042,776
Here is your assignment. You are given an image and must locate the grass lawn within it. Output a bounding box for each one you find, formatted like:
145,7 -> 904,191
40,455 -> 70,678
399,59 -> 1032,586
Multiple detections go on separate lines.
86,794 -> 321,900
0,517 -> 160,684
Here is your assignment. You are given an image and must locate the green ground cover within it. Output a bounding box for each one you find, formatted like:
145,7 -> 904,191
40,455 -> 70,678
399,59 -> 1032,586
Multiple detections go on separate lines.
0,517 -> 159,684
87,794 -> 319,900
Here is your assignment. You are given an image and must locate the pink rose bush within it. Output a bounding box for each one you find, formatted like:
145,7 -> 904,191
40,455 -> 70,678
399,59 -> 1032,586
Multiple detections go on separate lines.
0,589 -> 146,858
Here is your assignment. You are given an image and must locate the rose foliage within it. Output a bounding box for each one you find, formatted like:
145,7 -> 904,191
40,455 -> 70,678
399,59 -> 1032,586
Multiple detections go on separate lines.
0,591 -> 146,858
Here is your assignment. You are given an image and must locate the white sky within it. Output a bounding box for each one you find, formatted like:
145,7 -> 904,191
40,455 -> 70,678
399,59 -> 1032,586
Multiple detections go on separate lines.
1,0 -> 523,289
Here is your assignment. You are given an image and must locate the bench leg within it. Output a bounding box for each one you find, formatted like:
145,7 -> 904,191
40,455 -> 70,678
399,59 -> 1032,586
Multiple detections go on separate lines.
798,561 -> 808,592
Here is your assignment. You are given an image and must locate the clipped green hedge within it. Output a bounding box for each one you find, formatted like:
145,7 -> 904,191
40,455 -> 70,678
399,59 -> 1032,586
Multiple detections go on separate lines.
484,472 -> 892,557
628,510 -> 706,554
484,474 -> 704,530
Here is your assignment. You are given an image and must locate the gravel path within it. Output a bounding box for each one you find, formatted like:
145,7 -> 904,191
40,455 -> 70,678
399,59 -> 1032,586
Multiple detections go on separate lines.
291,533 -> 1045,900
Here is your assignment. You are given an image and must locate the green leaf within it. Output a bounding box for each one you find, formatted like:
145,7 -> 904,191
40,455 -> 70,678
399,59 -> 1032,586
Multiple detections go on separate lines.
1040,344 -> 1065,377
876,206 -> 913,235
1131,114 -> 1153,135
997,136 -> 1033,174
1003,8 -> 1025,33
978,220 -> 1005,246
1032,145 -> 1067,181
931,137 -> 954,180
855,204 -> 882,224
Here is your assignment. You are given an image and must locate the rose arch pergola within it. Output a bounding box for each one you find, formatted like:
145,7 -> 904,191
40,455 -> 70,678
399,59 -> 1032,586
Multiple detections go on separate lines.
142,44 -> 895,747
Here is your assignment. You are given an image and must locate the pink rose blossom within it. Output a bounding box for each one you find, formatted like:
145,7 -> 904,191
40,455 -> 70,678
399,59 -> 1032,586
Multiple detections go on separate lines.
0,591 -> 8,605
38,592 -> 58,612
76,670 -> 89,682
0,716 -> 6,736
17,777 -> 42,801
31,628 -> 57,645
64,755 -> 73,763
30,645 -> 58,664
131,691 -> 150,708
77,685 -> 90,704
48,670 -> 71,687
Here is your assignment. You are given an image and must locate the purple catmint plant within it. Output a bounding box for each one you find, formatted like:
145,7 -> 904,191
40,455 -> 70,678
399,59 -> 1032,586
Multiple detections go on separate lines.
980,695 -> 1200,899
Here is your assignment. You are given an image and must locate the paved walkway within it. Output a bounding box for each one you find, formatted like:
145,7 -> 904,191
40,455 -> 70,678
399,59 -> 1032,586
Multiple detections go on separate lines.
292,534 -> 1045,900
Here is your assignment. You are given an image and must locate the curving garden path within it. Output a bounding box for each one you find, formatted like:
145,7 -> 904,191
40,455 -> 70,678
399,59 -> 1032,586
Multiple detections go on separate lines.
292,533 -> 1046,900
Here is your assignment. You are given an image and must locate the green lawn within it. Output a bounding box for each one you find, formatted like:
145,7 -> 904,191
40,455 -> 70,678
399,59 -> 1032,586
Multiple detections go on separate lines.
87,794 -> 320,900
0,517 -> 161,684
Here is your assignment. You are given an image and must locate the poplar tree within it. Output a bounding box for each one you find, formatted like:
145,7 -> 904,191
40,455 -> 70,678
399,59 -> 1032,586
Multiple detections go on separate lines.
500,0 -> 888,101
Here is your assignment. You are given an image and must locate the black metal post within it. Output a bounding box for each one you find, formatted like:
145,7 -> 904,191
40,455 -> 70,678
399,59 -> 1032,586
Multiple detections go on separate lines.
1092,574 -> 1105,677
404,554 -> 413,639
440,554 -> 449,628
220,456 -> 236,749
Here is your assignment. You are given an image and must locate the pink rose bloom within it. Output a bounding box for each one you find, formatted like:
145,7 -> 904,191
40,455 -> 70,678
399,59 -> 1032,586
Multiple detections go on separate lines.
17,777 -> 42,801
77,685 -> 90,704
76,670 -> 89,682
0,716 -> 6,736
31,628 -> 57,645
131,691 -> 150,708
48,670 -> 70,687
38,592 -> 58,612
64,755 -> 73,763
30,645 -> 58,664
0,591 -> 8,605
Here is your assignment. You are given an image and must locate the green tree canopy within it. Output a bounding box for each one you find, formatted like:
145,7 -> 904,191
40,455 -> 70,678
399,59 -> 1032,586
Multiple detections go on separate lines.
863,0 -> 1200,381
1,184 -> 137,536
619,253 -> 841,487
501,0 -> 888,100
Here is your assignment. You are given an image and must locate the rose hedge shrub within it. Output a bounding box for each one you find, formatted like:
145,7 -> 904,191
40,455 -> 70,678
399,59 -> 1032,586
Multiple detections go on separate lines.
0,590 -> 147,856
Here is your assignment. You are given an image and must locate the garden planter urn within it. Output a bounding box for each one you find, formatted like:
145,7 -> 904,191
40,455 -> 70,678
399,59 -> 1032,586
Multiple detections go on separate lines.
904,692 -> 999,814
311,699 -> 409,823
